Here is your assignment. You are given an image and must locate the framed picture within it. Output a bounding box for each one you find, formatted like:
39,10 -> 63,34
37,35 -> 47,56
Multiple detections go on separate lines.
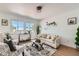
67,17 -> 77,25
1,19 -> 8,26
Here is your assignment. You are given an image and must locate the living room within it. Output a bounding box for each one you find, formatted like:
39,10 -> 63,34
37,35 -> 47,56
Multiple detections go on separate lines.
0,3 -> 79,56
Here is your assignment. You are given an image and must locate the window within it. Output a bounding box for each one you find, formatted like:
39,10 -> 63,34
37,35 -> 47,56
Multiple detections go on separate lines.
18,21 -> 24,30
12,21 -> 18,30
25,23 -> 34,30
12,20 -> 34,31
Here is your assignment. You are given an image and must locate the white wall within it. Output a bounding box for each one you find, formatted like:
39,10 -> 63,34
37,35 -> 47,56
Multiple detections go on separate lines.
40,9 -> 79,48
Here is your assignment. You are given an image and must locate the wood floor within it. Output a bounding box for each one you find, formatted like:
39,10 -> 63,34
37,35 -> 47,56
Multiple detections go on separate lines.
54,45 -> 79,56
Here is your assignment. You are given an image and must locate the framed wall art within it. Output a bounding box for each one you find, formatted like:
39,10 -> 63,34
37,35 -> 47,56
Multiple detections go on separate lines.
1,19 -> 8,26
67,17 -> 77,25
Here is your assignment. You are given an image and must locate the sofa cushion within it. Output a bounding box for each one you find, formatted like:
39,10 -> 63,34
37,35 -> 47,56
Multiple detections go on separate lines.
11,34 -> 18,41
10,34 -> 19,45
51,35 -> 59,41
38,34 -> 47,38
47,35 -> 51,39
20,34 -> 30,41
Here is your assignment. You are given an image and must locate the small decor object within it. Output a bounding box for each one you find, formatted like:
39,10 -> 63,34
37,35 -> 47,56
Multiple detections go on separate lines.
67,17 -> 77,25
1,19 -> 8,26
46,21 -> 57,26
75,27 -> 79,49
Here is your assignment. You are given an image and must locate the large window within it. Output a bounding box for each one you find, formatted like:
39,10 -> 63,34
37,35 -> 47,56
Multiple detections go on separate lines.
18,21 -> 24,30
12,21 -> 18,30
25,23 -> 34,30
12,20 -> 34,31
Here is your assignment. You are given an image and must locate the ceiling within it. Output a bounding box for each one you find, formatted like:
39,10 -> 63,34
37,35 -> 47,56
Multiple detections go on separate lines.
0,3 -> 79,20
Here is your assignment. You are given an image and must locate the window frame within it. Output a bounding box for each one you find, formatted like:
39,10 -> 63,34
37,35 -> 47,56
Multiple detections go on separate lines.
11,20 -> 34,31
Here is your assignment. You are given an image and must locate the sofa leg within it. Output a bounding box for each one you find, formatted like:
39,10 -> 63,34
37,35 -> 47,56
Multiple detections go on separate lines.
22,51 -> 24,56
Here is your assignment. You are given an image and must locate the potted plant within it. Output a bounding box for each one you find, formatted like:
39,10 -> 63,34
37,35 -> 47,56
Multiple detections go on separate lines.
36,25 -> 40,35
75,27 -> 79,49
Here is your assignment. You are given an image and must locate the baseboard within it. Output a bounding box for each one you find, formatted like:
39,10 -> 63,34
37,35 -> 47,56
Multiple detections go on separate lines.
60,44 -> 77,50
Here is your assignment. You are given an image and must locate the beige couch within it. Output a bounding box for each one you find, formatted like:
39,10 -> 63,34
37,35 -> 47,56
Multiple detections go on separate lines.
11,33 -> 30,44
37,34 -> 60,48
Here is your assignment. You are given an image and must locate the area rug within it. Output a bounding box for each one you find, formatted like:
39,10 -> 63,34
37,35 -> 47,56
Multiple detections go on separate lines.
24,44 -> 56,56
